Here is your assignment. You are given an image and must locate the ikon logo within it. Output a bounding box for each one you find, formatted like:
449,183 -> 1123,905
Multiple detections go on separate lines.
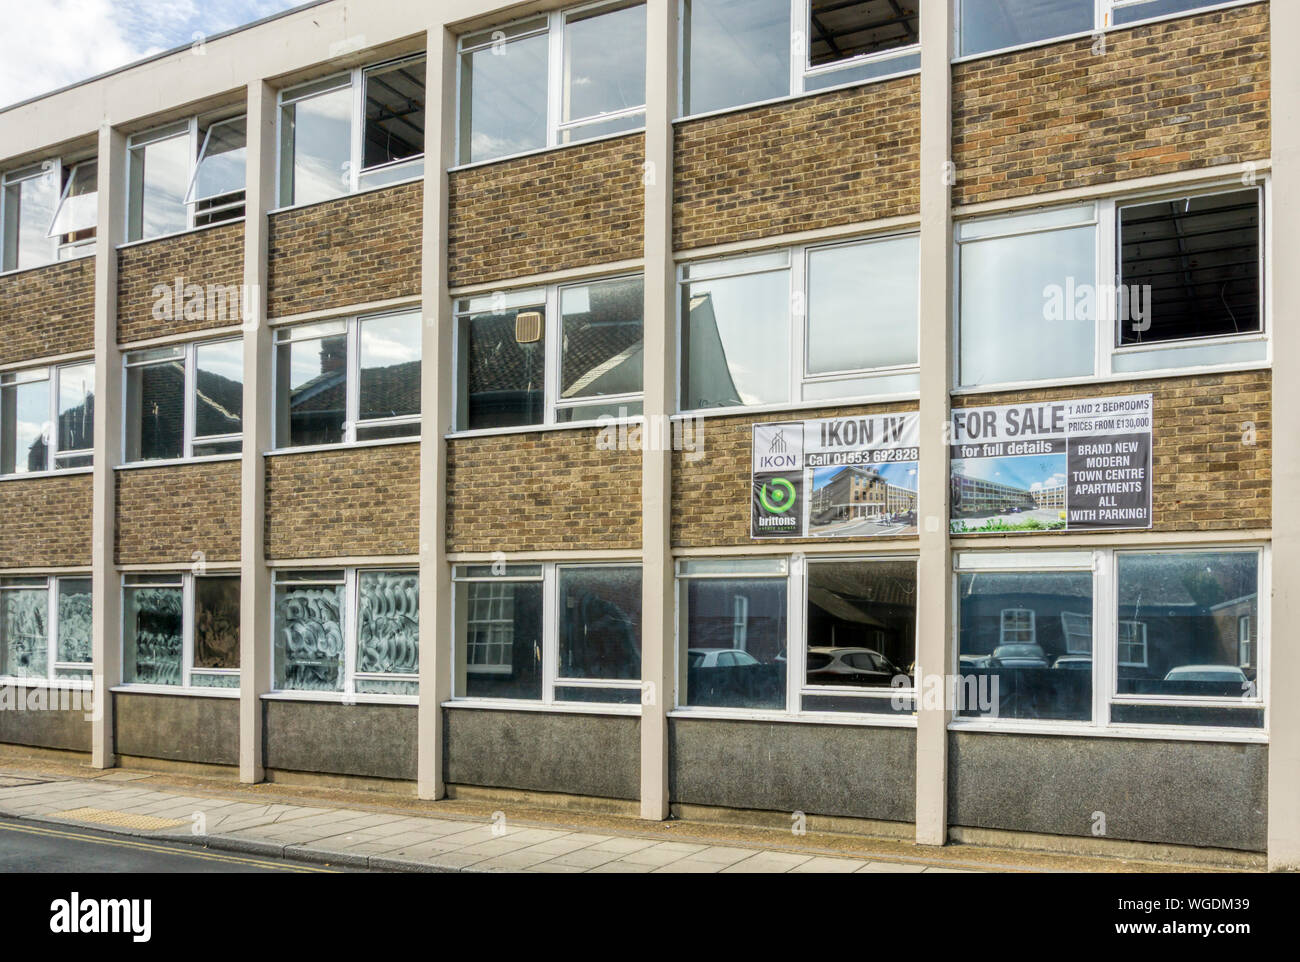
757,428 -> 800,470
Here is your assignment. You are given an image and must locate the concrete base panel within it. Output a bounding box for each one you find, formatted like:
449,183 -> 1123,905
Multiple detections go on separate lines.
0,685 -> 93,753
262,700 -> 417,781
114,692 -> 239,767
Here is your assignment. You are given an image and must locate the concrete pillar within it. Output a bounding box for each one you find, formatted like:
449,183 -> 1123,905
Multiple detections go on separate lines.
90,122 -> 125,770
639,0 -> 678,821
914,0 -> 955,846
239,81 -> 277,783
1268,0 -> 1300,872
417,26 -> 459,801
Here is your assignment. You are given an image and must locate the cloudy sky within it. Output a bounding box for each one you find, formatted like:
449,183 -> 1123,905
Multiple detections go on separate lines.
0,0 -> 311,109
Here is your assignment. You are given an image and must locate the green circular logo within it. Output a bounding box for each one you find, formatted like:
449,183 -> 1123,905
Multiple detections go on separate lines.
760,478 -> 797,514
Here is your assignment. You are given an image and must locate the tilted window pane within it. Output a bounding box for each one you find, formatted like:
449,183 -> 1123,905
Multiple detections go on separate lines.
560,276 -> 644,401
364,59 -> 426,170
1118,189 -> 1261,347
807,235 -> 919,376
125,360 -> 185,461
358,571 -> 419,675
195,340 -> 244,440
459,32 -> 549,164
1,376 -> 50,474
128,133 -> 190,241
280,85 -> 353,206
193,119 -> 246,203
2,169 -> 58,271
557,566 -> 642,681
278,332 -> 347,447
563,3 -> 647,126
957,571 -> 1093,721
56,578 -> 93,665
808,0 -> 919,68
959,223 -> 1096,387
274,581 -> 345,691
456,580 -> 543,700
195,576 -> 240,671
957,0 -> 1094,57
682,0 -> 790,115
683,577 -> 787,709
805,560 -> 917,689
50,161 -> 98,238
1112,0 -> 1224,26
1115,552 -> 1260,708
1,584 -> 49,678
683,268 -> 790,409
359,313 -> 421,422
457,307 -> 547,430
124,585 -> 183,685
57,363 -> 95,455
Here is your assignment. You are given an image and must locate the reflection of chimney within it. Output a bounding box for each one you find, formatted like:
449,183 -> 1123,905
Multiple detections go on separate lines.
320,334 -> 347,375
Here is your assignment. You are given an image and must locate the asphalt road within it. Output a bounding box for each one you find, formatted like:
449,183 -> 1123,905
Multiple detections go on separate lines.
0,816 -> 348,873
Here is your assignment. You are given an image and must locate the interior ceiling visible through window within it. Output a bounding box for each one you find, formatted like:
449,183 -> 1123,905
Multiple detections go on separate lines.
365,63 -> 427,167
809,0 -> 919,67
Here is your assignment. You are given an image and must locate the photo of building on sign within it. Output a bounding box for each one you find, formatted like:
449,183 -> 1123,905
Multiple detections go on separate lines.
810,464 -> 919,537
950,454 -> 1069,534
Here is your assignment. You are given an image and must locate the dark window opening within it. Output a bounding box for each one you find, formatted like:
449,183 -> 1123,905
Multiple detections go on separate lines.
364,58 -> 427,170
809,0 -> 919,68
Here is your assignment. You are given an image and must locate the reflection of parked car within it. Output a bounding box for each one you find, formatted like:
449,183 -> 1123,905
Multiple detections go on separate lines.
959,654 -> 990,670
1052,655 -> 1092,670
989,644 -> 1049,667
687,648 -> 760,669
805,647 -> 905,685
1162,665 -> 1248,684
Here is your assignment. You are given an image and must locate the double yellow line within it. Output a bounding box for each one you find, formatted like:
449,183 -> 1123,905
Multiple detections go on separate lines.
0,819 -> 339,873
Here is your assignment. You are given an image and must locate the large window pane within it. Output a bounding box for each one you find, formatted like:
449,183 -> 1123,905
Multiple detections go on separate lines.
357,571 -> 420,677
1,581 -> 48,679
281,85 -> 353,206
557,566 -> 642,681
56,363 -> 95,463
682,0 -> 790,115
1,375 -> 49,475
683,267 -> 790,409
194,340 -> 244,450
456,579 -> 543,700
683,577 -> 787,709
458,31 -> 549,164
124,581 -> 183,685
958,0 -> 1094,58
807,235 -> 918,376
563,3 -> 647,131
560,277 -> 644,411
195,576 -> 240,671
805,560 -> 916,689
274,578 -> 345,692
1112,0 -> 1223,26
125,360 -> 185,461
959,220 -> 1096,387
278,330 -> 347,447
56,578 -> 93,665
359,313 -> 421,426
457,305 -> 547,430
2,170 -> 58,271
363,58 -> 427,172
958,570 -> 1093,721
128,132 -> 190,241
1118,189 -> 1261,347
1115,552 -> 1260,701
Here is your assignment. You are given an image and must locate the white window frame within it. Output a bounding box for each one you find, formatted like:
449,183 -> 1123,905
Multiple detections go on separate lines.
677,231 -> 921,416
122,337 -> 243,465
953,177 -> 1270,394
272,309 -> 421,451
452,273 -> 646,433
952,545 -> 1269,739
1,161 -> 57,271
120,571 -> 241,692
451,562 -> 643,709
184,116 -> 248,222
455,1 -> 648,168
0,361 -> 96,477
276,53 -> 427,209
0,575 -> 94,687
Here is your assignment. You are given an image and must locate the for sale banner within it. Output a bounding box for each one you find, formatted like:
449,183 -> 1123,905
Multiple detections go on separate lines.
949,394 -> 1153,534
752,414 -> 920,539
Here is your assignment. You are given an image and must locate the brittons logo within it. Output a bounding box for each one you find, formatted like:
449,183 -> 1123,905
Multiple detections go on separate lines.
759,477 -> 797,514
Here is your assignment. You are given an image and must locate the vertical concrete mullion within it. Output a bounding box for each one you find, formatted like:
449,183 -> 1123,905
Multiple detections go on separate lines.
417,25 -> 458,801
914,0 -> 955,846
90,122 -> 126,770
1267,0 -> 1300,872
239,81 -> 277,783
640,0 -> 677,821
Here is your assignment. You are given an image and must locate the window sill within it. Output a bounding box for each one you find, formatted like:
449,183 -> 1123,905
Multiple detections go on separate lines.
446,416 -> 642,441
951,360 -> 1271,398
673,67 -> 921,127
948,718 -> 1267,744
667,707 -> 917,728
444,698 -> 640,718
0,467 -> 94,482
115,216 -> 246,251
448,127 -> 647,174
0,252 -> 95,280
115,454 -> 241,471
111,684 -> 239,699
267,172 -> 425,217
261,690 -> 417,706
264,436 -> 420,457
673,389 -> 922,422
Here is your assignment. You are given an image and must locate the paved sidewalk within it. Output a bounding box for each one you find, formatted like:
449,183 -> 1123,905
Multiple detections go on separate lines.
0,769 -> 977,874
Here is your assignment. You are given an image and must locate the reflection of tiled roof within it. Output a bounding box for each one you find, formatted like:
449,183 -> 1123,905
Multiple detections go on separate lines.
466,311 -> 546,395
359,361 -> 421,417
195,368 -> 242,435
561,281 -> 643,396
